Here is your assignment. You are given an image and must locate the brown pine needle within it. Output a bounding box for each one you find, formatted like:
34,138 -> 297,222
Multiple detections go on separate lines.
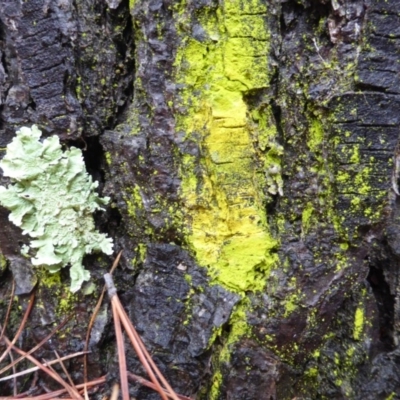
53,350 -> 75,388
114,296 -> 178,400
127,372 -> 193,400
109,251 -> 123,275
1,334 -> 82,400
83,250 -> 122,400
109,383 -> 119,400
104,273 -> 168,400
0,376 -> 106,400
112,300 -> 129,400
104,273 -> 182,400
9,352 -> 17,397
0,351 -> 89,382
0,315 -> 72,377
126,309 -> 181,400
0,292 -> 35,364
112,296 -> 170,400
0,252 -> 193,400
113,292 -> 182,400
0,280 -> 15,344
43,360 -> 83,400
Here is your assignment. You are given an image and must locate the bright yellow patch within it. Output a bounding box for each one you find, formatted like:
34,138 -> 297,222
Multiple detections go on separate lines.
353,306 -> 364,340
176,0 -> 278,293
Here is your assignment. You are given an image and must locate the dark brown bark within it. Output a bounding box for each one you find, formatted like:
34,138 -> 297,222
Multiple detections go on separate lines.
1,0 -> 400,399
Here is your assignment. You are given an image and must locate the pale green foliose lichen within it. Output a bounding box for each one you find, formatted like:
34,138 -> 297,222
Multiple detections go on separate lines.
0,125 -> 113,292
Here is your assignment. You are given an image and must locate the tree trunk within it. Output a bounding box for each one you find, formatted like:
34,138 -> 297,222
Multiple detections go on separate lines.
1,0 -> 400,398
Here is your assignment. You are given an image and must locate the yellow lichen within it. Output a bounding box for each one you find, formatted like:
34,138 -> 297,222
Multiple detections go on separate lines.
308,119 -> 324,153
209,299 -> 251,399
0,252 -> 7,272
353,306 -> 364,340
175,0 -> 278,294
301,203 -> 314,236
104,152 -> 112,166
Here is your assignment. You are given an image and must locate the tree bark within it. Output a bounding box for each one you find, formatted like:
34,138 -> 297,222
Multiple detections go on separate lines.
1,0 -> 400,399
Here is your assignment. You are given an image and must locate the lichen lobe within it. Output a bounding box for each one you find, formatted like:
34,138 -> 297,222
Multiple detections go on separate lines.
0,125 -> 113,292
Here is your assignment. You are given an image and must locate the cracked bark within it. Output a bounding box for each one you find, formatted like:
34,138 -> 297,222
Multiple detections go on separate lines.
1,0 -> 400,399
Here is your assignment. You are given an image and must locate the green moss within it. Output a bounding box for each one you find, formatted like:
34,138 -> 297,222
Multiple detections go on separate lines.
58,290 -> 78,315
224,0 -> 267,14
300,337 -> 365,398
38,267 -> 61,288
223,300 -> 251,359
36,267 -> 78,315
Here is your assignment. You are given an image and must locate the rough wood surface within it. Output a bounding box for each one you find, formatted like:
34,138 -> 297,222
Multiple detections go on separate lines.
1,0 -> 400,399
